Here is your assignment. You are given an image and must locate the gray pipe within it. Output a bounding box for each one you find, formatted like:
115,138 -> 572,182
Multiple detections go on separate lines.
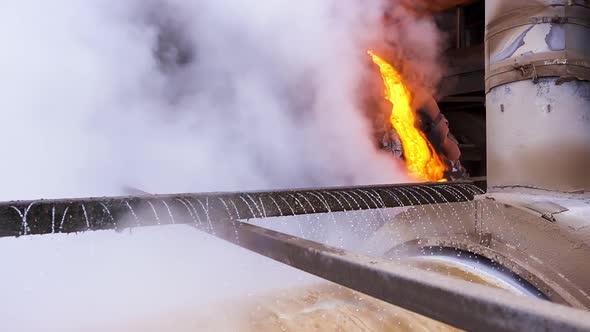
485,0 -> 590,192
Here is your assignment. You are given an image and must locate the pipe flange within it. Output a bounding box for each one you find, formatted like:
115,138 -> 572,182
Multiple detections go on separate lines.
485,4 -> 590,91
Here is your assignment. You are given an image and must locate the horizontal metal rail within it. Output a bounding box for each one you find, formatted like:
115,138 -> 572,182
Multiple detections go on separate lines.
212,218 -> 590,332
0,181 -> 479,237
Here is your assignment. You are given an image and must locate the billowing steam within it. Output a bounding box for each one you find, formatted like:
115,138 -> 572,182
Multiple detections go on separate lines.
0,0 -> 448,330
0,0 -> 426,201
378,2 -> 448,109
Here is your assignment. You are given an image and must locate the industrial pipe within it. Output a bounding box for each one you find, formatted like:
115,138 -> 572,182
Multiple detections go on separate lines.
0,181 -> 481,237
485,0 -> 590,192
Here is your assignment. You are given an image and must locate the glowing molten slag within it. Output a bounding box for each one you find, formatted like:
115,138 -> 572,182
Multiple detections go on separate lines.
368,50 -> 447,182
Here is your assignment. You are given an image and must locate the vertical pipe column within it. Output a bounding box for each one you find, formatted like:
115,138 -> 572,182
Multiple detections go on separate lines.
485,1 -> 590,192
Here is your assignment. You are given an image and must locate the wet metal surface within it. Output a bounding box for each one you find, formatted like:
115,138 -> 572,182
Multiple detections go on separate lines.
0,182 -> 478,237
208,219 -> 590,331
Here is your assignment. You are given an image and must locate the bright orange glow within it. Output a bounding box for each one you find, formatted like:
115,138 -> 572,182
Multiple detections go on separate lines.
368,50 -> 447,182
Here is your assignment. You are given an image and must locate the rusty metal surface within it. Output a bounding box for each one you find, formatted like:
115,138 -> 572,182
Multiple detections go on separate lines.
485,0 -> 590,192
368,191 -> 590,309
485,3 -> 590,91
486,0 -> 590,30
0,182 -> 478,237
208,218 -> 590,332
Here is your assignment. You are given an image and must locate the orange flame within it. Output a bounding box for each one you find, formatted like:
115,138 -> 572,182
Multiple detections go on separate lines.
368,50 -> 447,182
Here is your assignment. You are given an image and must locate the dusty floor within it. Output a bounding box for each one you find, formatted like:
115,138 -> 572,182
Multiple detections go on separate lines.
0,226 -> 515,331
108,283 -> 460,332
96,255 -> 519,331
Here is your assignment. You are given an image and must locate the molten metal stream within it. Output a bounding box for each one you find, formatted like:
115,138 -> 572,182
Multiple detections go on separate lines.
368,50 -> 446,182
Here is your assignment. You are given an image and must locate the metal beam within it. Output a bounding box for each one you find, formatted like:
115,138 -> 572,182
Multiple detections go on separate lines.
214,219 -> 590,332
0,182 -> 479,237
440,96 -> 485,103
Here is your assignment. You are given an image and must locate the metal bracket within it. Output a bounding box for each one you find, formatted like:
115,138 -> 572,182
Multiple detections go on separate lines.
522,201 -> 569,223
512,63 -> 539,83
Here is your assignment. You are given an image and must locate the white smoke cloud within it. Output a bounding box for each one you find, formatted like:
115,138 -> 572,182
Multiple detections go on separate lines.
0,1 -> 448,330
0,0 -> 415,201
379,3 -> 448,108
